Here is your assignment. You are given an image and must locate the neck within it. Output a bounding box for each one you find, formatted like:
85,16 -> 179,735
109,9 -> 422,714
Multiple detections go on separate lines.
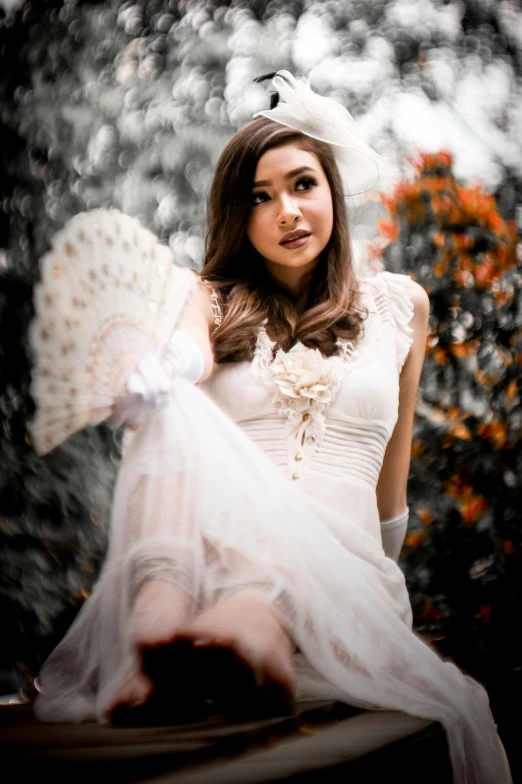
264,260 -> 317,296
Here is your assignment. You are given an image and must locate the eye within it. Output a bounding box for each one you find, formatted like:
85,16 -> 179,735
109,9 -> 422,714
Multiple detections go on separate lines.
295,176 -> 318,191
251,191 -> 268,207
250,176 -> 318,207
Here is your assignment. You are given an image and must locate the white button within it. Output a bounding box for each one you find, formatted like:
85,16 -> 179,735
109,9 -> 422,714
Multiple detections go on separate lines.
294,453 -> 303,461
306,436 -> 315,444
292,473 -> 300,480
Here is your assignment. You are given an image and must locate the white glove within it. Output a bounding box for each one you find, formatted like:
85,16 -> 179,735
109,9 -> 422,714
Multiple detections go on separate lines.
164,330 -> 205,384
109,331 -> 205,427
380,508 -> 409,563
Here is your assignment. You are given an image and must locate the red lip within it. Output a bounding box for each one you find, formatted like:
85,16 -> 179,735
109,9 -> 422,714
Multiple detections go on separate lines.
279,230 -> 311,245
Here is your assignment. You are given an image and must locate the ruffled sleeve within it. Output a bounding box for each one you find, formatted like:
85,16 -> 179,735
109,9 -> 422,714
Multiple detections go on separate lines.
370,271 -> 416,373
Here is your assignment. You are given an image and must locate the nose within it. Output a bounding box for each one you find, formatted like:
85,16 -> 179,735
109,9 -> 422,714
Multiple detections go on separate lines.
277,192 -> 302,226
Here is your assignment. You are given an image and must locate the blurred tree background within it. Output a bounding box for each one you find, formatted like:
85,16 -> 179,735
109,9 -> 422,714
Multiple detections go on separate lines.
372,151 -> 521,749
0,0 -> 520,756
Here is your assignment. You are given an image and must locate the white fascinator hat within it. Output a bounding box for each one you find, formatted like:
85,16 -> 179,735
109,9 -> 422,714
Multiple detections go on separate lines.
253,70 -> 387,198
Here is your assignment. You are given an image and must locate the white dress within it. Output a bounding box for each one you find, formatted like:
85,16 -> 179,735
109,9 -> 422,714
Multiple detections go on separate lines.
34,272 -> 510,784
201,271 -> 411,556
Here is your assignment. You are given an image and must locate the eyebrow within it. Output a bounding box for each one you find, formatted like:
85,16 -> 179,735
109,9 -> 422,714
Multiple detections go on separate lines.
252,166 -> 317,188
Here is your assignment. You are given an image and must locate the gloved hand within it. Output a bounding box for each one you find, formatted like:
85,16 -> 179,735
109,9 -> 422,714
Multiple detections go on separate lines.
109,330 -> 205,427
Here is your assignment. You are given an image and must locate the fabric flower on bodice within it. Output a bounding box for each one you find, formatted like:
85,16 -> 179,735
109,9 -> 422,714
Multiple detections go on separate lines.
270,344 -> 339,411
254,324 -> 362,441
262,341 -> 346,438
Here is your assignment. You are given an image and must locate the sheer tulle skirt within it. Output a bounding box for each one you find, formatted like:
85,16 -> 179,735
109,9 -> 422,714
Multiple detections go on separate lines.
35,378 -> 510,784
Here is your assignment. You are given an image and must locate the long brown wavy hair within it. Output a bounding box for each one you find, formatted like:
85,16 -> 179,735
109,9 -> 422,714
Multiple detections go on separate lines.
200,116 -> 367,364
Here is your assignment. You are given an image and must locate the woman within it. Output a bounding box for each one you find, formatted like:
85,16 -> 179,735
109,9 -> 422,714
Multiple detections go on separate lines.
34,73 -> 510,783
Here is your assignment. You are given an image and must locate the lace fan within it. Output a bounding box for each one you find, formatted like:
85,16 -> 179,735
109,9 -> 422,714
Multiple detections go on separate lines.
29,209 -> 196,456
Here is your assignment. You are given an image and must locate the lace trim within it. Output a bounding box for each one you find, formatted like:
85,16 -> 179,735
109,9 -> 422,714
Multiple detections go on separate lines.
200,280 -> 223,330
209,288 -> 222,328
335,337 -> 360,363
254,319 -> 276,371
253,327 -> 363,374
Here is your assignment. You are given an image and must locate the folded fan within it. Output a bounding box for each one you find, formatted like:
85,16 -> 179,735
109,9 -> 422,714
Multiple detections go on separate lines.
29,208 -> 196,456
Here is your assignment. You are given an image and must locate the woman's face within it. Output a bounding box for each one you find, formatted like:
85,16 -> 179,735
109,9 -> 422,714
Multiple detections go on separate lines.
247,143 -> 334,292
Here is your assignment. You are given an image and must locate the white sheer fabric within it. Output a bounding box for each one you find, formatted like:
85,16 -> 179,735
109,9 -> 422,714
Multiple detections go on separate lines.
34,273 -> 510,783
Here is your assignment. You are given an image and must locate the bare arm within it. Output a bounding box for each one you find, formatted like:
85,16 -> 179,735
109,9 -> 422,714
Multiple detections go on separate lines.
376,282 -> 430,522
176,272 -> 216,383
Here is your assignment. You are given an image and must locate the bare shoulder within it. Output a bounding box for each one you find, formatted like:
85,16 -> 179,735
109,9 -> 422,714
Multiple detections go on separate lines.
408,279 -> 430,335
403,279 -> 429,374
409,279 -> 430,317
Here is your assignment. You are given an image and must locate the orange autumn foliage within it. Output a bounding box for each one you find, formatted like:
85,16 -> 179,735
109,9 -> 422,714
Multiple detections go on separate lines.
411,440 -> 424,459
444,477 -> 489,525
416,508 -> 434,526
506,380 -> 518,403
460,496 -> 490,526
378,219 -> 398,242
445,475 -> 475,501
478,421 -> 507,449
452,423 -> 472,440
374,151 -> 518,289
449,341 -> 479,359
474,369 -> 495,387
433,347 -> 447,365
405,530 -> 427,548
